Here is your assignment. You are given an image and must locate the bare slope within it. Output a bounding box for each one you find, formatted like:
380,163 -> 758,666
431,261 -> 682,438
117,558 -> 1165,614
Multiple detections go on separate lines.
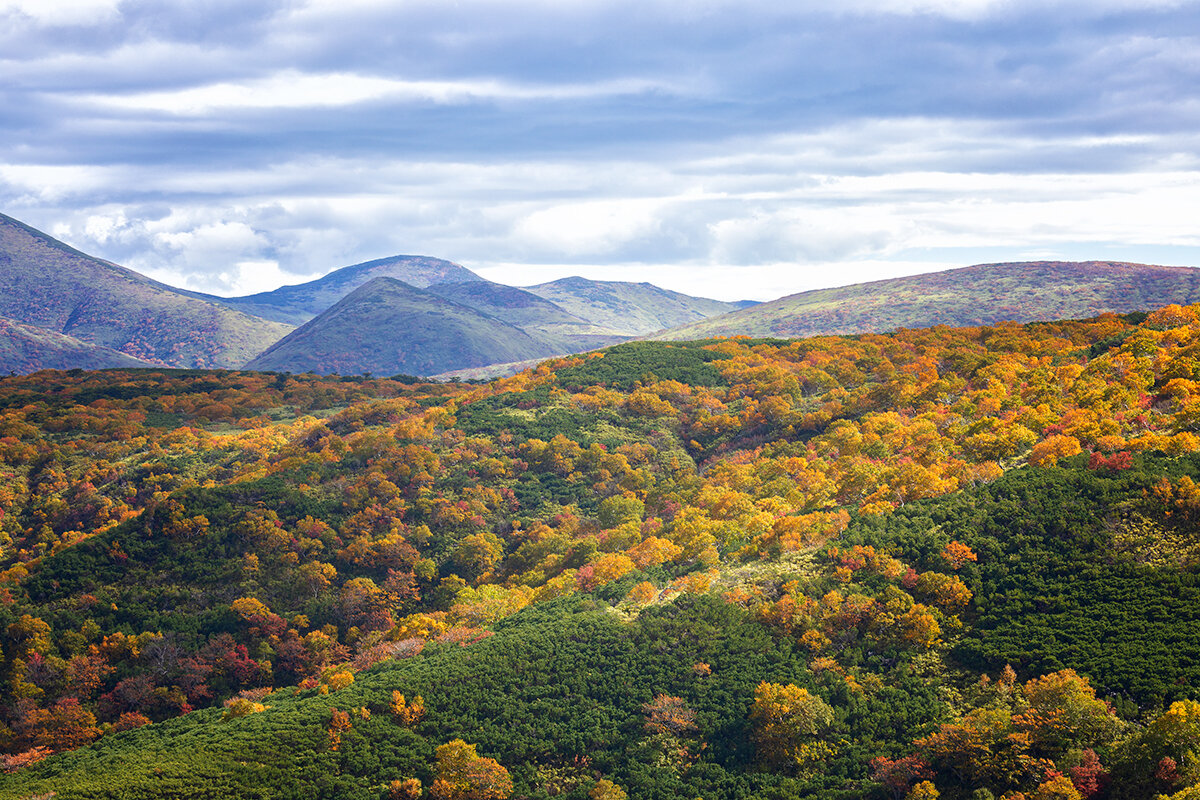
0,213 -> 291,368
198,255 -> 483,325
245,277 -> 563,376
524,277 -> 753,336
649,261 -> 1200,340
0,316 -> 156,374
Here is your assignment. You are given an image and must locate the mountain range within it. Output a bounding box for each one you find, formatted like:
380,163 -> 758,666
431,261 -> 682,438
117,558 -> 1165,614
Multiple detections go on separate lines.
0,213 -> 748,376
6,210 -> 1200,377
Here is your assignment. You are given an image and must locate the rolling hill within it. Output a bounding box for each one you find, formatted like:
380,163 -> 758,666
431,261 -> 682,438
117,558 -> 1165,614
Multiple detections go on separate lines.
245,277 -> 564,376
196,255 -> 484,326
0,212 -> 292,369
649,260 -> 1200,340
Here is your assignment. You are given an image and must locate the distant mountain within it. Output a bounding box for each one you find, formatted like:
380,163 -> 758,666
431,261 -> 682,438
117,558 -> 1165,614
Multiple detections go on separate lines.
198,255 -> 483,325
0,212 -> 292,369
425,280 -> 628,353
245,277 -> 563,376
649,261 -> 1200,340
524,277 -> 754,336
0,316 -> 156,374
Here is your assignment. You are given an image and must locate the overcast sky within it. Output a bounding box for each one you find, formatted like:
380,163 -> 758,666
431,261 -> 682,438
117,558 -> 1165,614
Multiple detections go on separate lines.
2,0 -> 1199,301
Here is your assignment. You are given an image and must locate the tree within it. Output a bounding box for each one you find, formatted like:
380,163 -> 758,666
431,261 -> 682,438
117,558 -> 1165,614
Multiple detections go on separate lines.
429,739 -> 513,800
643,694 -> 698,738
750,682 -> 834,768
589,779 -> 628,800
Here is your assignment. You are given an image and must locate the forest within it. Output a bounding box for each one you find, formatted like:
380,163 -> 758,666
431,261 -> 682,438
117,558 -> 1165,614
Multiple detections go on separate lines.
4,306 -> 1200,798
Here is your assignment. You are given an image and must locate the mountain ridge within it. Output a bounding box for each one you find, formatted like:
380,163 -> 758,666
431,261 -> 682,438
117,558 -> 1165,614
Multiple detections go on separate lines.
188,255 -> 484,326
650,260 -> 1200,340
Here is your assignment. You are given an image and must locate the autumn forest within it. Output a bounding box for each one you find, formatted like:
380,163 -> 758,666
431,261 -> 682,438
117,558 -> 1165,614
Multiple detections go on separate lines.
4,306 -> 1200,799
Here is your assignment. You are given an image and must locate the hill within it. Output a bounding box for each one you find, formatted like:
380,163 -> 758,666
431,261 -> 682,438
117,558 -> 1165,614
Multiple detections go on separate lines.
0,316 -> 156,373
650,260 -> 1200,340
524,276 -> 754,336
244,277 -> 564,376
0,212 -> 292,369
6,306 -> 1200,798
196,255 -> 484,326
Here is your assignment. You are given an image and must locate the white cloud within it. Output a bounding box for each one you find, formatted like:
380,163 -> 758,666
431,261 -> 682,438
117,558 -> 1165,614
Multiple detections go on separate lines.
513,198 -> 672,258
79,71 -> 678,115
0,0 -> 120,25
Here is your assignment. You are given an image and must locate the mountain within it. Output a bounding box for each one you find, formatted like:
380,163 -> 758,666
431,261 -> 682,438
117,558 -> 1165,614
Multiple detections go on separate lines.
649,260 -> 1200,340
0,316 -> 156,373
197,255 -> 483,325
0,212 -> 292,369
245,277 -> 563,376
523,276 -> 754,336
425,280 -> 628,352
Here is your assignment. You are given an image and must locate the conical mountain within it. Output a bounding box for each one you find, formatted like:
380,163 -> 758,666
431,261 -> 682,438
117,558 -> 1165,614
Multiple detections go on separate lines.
0,212 -> 291,368
245,277 -> 563,376
649,261 -> 1200,340
200,255 -> 483,325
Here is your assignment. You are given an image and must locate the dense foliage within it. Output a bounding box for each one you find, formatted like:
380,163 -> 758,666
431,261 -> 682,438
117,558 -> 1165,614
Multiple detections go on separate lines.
5,305 -> 1200,798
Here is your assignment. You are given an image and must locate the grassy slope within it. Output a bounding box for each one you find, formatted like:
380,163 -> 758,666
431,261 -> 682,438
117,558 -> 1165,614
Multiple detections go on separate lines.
650,261 -> 1200,340
0,213 -> 292,369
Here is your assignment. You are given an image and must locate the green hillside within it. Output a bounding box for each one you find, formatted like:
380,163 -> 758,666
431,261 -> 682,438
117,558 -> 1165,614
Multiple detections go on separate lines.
650,261 -> 1200,340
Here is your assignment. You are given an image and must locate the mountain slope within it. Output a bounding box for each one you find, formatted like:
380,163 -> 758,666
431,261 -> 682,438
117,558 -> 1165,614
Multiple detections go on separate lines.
0,212 -> 291,368
0,316 -> 156,373
245,277 -> 562,376
524,276 -> 753,336
649,260 -> 1200,339
425,280 -> 628,352
9,308 -> 1200,798
197,255 -> 483,325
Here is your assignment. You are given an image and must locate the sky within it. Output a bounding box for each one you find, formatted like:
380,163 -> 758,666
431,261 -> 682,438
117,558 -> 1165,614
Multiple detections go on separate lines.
2,0 -> 1200,302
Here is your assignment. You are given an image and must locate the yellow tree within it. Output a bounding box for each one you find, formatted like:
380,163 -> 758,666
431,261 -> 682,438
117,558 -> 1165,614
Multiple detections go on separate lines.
429,739 -> 513,800
750,682 -> 835,769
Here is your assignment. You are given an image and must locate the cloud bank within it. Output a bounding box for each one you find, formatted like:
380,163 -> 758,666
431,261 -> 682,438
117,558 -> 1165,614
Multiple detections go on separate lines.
2,0 -> 1199,299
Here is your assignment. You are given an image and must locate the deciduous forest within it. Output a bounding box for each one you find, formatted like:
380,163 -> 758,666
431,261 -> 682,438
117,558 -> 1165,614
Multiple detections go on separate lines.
4,306 -> 1200,799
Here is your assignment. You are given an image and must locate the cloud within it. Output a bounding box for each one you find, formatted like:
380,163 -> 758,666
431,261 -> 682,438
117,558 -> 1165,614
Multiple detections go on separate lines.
3,0 -> 1200,302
